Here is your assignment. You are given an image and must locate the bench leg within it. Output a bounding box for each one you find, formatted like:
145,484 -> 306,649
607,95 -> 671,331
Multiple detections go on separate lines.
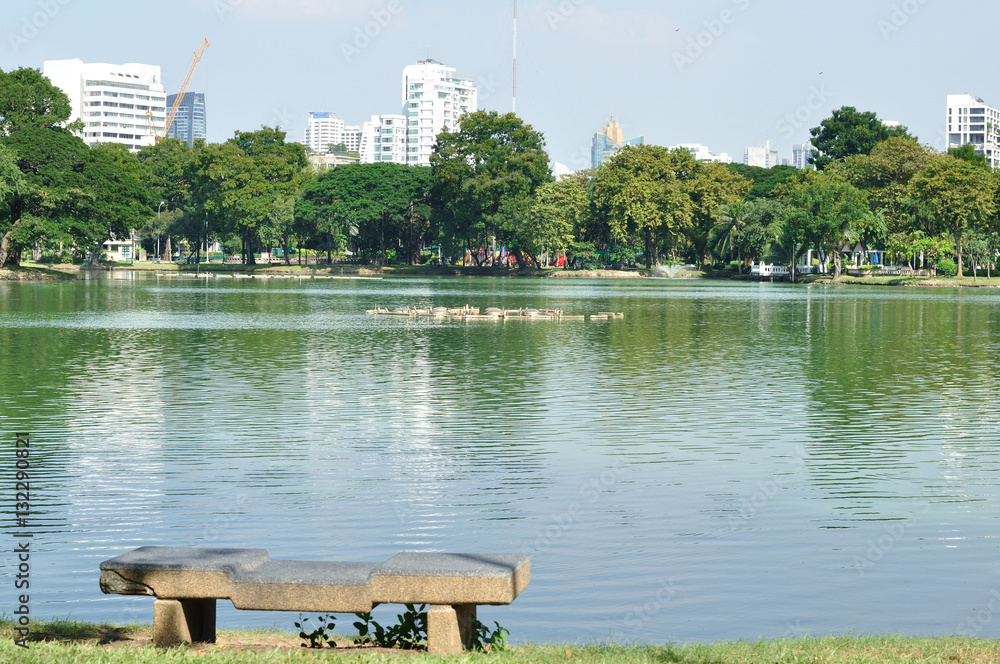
427,604 -> 476,655
153,599 -> 216,647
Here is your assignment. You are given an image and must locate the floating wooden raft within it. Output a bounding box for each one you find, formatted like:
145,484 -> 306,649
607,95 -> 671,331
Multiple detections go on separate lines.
366,305 -> 597,320
366,306 -> 622,321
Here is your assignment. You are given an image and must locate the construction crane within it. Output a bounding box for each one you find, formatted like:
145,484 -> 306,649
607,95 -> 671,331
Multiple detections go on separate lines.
152,38 -> 210,143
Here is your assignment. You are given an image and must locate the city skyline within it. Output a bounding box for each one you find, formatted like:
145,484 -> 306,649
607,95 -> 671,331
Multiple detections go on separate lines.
1,1 -> 993,167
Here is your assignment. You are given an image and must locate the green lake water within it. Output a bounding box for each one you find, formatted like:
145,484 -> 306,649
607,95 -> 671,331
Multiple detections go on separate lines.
1,273 -> 999,642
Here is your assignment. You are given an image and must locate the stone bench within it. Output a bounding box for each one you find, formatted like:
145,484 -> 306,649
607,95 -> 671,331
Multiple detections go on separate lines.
100,547 -> 530,655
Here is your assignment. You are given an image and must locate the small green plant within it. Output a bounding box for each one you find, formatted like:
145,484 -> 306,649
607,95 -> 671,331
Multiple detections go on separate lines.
294,614 -> 336,649
392,603 -> 427,649
352,611 -> 385,646
470,619 -> 509,652
936,256 -> 958,277
352,604 -> 427,650
606,244 -> 637,269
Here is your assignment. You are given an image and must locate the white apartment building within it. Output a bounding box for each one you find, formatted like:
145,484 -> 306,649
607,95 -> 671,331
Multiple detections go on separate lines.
791,144 -> 813,169
401,60 -> 478,166
744,140 -> 780,169
946,94 -> 1000,168
303,112 -> 346,153
671,143 -> 732,164
342,126 -> 363,153
360,114 -> 409,165
43,59 -> 167,152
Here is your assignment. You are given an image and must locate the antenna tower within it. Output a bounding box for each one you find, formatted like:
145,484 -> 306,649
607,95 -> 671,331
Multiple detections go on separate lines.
513,0 -> 517,114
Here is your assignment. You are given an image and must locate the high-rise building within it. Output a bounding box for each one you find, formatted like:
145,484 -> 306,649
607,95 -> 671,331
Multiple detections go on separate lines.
303,112 -> 346,153
946,94 -> 1000,168
592,115 -> 644,169
360,115 -> 409,165
166,92 -> 207,147
342,125 -> 363,153
791,144 -> 813,169
744,141 -> 780,169
43,58 -> 167,152
401,60 -> 478,166
670,143 -> 732,164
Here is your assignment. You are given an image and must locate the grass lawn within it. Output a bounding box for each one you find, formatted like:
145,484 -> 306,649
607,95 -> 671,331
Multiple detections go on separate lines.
0,265 -> 77,281
3,620 -> 1000,663
838,275 -> 1000,287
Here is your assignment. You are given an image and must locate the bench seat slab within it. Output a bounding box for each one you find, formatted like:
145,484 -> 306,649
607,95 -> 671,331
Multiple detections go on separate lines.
100,547 -> 530,654
372,553 -> 530,605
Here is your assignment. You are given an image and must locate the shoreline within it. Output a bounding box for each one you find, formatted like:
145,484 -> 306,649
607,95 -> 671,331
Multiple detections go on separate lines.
9,262 -> 1000,288
2,620 -> 998,662
0,265 -> 78,281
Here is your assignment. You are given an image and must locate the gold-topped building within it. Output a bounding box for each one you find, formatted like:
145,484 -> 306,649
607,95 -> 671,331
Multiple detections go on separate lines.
591,114 -> 645,168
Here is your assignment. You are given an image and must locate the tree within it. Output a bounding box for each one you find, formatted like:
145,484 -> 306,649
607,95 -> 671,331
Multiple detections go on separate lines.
1,128 -> 82,266
81,143 -> 153,260
908,154 -> 997,278
833,137 -> 931,235
0,131 -> 151,266
527,171 -> 592,264
140,207 -> 182,261
262,195 -> 297,264
137,138 -> 198,259
0,142 -> 25,266
297,166 -> 353,263
809,106 -> 914,170
712,198 -> 786,271
685,159 -> 751,267
591,145 -> 692,268
230,126 -> 308,170
297,163 -> 430,265
964,232 -> 991,281
0,67 -> 80,135
725,163 -> 801,199
990,232 -> 1000,279
778,171 -> 872,279
347,164 -> 430,265
187,128 -> 306,265
948,144 -> 988,168
0,67 -> 81,266
431,111 -> 551,268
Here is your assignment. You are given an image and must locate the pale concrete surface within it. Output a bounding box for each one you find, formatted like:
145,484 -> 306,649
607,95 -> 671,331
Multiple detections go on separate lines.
153,598 -> 216,646
101,547 -> 529,655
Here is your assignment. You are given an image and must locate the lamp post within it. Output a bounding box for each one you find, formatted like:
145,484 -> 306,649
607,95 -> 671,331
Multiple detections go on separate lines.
156,201 -> 166,263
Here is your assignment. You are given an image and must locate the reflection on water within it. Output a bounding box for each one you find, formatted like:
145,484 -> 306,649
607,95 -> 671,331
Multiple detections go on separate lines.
1,276 -> 999,642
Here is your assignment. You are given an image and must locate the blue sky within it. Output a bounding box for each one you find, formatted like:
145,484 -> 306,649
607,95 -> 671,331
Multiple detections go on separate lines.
0,0 -> 990,168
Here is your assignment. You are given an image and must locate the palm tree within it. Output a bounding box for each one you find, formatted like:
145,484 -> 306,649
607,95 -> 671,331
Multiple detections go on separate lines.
713,202 -> 751,273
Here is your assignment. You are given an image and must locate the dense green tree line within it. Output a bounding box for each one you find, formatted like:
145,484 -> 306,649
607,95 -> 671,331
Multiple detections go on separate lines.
3,65 -> 999,278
